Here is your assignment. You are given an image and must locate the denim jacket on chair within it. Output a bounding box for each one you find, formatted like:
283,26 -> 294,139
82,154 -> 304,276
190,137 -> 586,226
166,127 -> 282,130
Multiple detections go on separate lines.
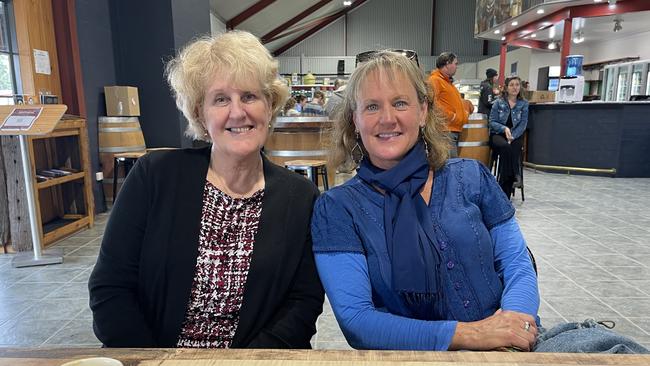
488,97 -> 529,140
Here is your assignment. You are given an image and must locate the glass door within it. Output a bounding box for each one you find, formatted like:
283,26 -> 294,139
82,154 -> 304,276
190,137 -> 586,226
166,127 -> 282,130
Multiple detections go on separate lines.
631,63 -> 644,97
604,67 -> 618,101
616,66 -> 629,101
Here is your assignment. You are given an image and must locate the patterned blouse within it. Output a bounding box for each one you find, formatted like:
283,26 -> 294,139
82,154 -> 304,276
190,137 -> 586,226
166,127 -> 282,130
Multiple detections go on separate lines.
177,181 -> 264,348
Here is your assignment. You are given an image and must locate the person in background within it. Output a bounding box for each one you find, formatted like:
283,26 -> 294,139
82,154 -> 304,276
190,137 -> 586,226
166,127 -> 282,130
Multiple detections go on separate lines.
294,94 -> 307,113
489,76 -> 528,198
428,52 -> 468,158
303,91 -> 326,115
284,97 -> 301,116
478,68 -> 500,115
460,93 -> 475,115
89,30 -> 323,349
311,50 -> 648,354
324,79 -> 347,117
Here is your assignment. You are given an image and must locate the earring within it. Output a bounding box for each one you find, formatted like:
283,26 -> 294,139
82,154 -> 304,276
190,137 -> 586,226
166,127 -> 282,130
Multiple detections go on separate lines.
420,126 -> 430,156
350,130 -> 364,164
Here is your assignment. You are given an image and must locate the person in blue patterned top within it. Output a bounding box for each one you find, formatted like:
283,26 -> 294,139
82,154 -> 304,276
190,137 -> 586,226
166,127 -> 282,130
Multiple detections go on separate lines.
311,51 -> 648,354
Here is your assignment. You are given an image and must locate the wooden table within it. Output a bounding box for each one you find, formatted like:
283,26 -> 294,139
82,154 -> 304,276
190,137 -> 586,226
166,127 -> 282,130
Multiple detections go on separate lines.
1,348 -> 649,366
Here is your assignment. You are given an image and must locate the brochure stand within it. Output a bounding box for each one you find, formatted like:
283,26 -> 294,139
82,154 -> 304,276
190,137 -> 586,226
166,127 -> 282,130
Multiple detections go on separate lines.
0,105 -> 68,267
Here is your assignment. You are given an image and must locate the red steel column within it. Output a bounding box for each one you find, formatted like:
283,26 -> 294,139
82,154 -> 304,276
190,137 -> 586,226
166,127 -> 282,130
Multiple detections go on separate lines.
499,42 -> 507,86
560,18 -> 573,76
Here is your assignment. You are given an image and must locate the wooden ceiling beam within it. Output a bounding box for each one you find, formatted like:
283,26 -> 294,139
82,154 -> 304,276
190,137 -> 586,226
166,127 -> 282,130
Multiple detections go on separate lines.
264,13 -> 337,44
272,0 -> 368,56
227,0 -> 277,30
262,0 -> 332,44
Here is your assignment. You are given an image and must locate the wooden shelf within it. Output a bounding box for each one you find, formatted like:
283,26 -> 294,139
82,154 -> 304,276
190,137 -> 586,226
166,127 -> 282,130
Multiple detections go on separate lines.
42,216 -> 91,244
31,129 -> 79,140
36,172 -> 85,189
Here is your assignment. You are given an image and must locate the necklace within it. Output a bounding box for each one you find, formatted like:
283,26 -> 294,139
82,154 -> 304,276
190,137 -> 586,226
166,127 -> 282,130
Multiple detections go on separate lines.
206,164 -> 264,199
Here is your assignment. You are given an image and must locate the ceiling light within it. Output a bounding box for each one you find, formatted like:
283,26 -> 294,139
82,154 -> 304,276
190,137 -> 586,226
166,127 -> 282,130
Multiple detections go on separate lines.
594,0 -> 603,2
494,29 -> 501,34
343,1 -> 352,5
548,42 -> 556,50
613,17 -> 623,32
537,9 -> 545,14
501,36 -> 506,41
573,30 -> 584,43
531,33 -> 537,38
511,21 -> 518,26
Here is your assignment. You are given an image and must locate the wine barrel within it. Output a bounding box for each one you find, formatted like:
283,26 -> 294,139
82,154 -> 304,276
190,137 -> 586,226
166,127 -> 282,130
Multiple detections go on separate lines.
98,116 -> 146,204
264,116 -> 334,190
458,116 -> 490,167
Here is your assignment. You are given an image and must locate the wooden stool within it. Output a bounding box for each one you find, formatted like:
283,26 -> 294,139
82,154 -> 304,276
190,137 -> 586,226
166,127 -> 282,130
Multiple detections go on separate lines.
112,151 -> 146,201
284,159 -> 329,190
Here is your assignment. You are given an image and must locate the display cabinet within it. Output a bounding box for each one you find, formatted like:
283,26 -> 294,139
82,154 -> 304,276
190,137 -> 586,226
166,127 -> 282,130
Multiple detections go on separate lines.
603,60 -> 650,101
30,116 -> 94,245
455,79 -> 482,110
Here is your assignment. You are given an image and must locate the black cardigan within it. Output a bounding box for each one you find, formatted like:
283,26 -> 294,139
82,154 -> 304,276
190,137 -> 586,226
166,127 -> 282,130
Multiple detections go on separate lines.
89,147 -> 324,348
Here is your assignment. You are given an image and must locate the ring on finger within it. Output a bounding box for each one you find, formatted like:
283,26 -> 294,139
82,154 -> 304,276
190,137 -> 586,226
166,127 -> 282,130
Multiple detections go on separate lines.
524,321 -> 531,332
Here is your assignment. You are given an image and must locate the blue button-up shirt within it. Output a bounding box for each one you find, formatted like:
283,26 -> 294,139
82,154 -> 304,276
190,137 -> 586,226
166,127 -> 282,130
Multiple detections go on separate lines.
312,159 -> 539,350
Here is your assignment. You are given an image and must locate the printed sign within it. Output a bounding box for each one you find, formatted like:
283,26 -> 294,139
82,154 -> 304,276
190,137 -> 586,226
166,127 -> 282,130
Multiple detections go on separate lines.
0,108 -> 43,131
33,49 -> 51,75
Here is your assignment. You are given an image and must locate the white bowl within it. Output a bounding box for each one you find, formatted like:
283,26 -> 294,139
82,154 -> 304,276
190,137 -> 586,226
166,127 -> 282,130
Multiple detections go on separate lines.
60,357 -> 123,366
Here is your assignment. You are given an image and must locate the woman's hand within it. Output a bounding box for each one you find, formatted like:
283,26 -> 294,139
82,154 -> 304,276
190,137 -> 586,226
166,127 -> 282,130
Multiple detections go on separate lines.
449,309 -> 538,351
504,127 -> 513,143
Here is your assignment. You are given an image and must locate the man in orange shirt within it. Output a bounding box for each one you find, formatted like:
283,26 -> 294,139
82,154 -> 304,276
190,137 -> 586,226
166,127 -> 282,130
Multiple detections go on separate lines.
428,52 -> 468,157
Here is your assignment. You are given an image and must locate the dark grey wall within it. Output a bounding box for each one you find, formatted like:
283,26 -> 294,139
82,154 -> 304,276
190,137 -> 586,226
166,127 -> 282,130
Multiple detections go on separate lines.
170,0 -> 211,147
110,0 -> 181,148
75,0 -> 118,212
75,0 -> 211,212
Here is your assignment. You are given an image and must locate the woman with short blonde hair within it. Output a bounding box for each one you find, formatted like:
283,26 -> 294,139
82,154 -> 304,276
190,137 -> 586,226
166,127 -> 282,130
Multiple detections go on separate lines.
167,31 -> 289,141
90,31 -> 323,349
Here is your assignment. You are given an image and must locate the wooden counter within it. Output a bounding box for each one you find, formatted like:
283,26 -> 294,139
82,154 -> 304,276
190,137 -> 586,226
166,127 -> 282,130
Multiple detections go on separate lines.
1,348 -> 649,365
266,116 -> 335,188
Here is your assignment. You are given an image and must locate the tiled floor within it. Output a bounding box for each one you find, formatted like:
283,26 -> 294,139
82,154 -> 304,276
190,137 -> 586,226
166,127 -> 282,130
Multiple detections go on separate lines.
1,169 -> 649,350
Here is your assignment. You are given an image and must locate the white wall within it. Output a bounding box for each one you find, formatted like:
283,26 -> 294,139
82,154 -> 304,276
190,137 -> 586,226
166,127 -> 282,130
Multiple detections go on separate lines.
477,47 -> 532,82
579,30 -> 650,64
528,50 -> 561,91
210,12 -> 226,35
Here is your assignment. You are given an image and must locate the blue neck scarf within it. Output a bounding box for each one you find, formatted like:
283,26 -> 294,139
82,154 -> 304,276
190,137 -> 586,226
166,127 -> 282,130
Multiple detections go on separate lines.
356,141 -> 444,318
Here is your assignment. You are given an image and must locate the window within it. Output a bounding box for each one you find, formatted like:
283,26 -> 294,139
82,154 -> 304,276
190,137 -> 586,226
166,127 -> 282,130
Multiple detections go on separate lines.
0,0 -> 21,105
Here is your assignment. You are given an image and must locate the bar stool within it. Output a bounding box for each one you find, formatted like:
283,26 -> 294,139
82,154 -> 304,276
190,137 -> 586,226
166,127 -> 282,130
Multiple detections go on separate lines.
284,159 -> 329,190
112,151 -> 146,201
489,148 -> 525,201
